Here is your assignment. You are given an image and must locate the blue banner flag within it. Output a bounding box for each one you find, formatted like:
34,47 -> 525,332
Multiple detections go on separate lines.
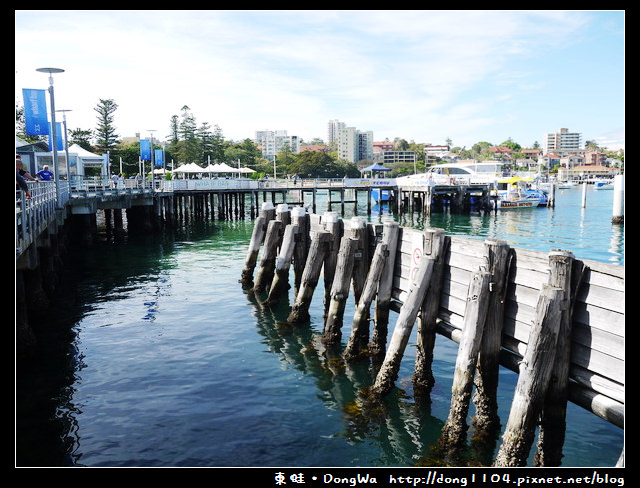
154,149 -> 164,167
48,122 -> 64,151
22,88 -> 50,136
140,139 -> 151,160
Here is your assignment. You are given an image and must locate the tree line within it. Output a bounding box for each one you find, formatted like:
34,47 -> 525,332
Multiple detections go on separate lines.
16,99 -> 622,179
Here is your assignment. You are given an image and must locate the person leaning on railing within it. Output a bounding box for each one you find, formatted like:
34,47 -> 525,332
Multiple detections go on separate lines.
16,158 -> 33,199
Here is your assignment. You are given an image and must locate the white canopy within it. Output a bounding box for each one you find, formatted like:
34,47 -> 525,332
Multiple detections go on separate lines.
68,143 -> 104,160
173,163 -> 205,173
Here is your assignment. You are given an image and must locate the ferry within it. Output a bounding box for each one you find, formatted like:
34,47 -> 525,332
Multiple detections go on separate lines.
395,162 -> 506,187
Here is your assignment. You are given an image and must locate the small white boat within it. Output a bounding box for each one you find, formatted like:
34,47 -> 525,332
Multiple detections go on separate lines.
557,181 -> 577,189
593,180 -> 614,190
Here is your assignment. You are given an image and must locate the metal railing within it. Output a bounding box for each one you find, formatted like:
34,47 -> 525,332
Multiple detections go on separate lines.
16,176 -> 402,259
16,181 -> 58,257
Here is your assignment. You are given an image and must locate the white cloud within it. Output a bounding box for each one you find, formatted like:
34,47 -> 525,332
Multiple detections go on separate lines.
15,10 -> 623,150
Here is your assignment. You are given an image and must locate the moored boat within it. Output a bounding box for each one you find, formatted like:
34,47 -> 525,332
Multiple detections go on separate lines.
593,179 -> 614,190
494,177 -> 542,209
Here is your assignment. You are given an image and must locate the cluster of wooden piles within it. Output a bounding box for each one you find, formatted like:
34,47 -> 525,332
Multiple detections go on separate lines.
239,202 -> 624,467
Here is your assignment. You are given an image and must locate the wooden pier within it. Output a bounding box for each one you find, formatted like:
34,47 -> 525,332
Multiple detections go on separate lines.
240,206 -> 624,467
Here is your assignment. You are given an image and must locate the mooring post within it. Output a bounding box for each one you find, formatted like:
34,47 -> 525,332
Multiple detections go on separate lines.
286,230 -> 330,326
291,206 -> 310,296
253,219 -> 283,293
348,216 -> 369,305
472,239 -> 512,435
612,174 -> 624,224
322,212 -> 343,317
264,223 -> 299,307
439,271 -> 492,451
322,236 -> 359,345
534,250 -> 577,466
276,203 -> 291,226
412,228 -> 448,391
371,252 -> 435,397
343,242 -> 388,361
239,215 -> 267,285
370,220 -> 400,359
494,284 -> 564,467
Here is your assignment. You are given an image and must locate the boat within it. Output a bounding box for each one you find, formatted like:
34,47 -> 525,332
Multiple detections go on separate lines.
557,181 -> 578,189
494,177 -> 541,209
396,161 -> 506,187
593,179 -> 614,190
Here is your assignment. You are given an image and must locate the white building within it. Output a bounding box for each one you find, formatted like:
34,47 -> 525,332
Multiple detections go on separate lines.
255,130 -> 300,161
337,127 -> 373,164
327,119 -> 345,146
543,128 -> 582,155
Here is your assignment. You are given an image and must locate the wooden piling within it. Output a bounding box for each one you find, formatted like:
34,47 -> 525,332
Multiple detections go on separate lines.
534,250 -> 583,466
286,230 -> 330,326
291,206 -> 310,296
349,216 -> 369,305
472,240 -> 512,435
322,236 -> 359,345
253,218 -> 283,293
371,251 -> 436,397
264,223 -> 299,307
240,215 -> 267,285
343,242 -> 389,361
370,220 -> 400,359
439,271 -> 492,450
412,229 -> 448,391
494,284 -> 564,467
322,212 -> 343,317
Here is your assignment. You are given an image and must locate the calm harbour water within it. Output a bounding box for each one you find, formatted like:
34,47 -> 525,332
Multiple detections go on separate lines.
16,185 -> 623,468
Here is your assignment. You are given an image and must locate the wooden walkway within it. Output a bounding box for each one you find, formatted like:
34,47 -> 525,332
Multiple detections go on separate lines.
240,207 -> 624,466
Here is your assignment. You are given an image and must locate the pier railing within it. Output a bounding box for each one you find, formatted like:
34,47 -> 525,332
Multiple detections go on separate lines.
15,181 -> 59,257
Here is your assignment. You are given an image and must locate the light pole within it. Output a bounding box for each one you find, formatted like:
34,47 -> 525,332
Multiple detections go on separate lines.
56,109 -> 72,189
36,67 -> 64,206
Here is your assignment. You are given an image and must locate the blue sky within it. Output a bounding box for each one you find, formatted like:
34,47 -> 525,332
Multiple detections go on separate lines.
15,10 -> 624,150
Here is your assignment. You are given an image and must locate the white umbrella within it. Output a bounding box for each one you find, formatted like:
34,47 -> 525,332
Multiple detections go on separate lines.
237,167 -> 255,174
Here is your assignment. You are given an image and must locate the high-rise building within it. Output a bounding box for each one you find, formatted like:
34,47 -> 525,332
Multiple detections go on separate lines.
543,128 -> 582,155
337,126 -> 373,164
255,130 -> 300,160
327,119 -> 346,146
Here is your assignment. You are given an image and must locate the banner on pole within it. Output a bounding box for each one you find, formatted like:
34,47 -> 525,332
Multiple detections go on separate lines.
154,149 -> 164,167
48,122 -> 64,151
140,139 -> 151,161
22,88 -> 50,136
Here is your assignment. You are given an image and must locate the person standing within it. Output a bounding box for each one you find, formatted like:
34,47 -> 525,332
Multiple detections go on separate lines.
36,165 -> 54,181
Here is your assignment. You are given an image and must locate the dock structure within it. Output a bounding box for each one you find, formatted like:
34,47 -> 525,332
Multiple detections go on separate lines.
239,209 -> 624,467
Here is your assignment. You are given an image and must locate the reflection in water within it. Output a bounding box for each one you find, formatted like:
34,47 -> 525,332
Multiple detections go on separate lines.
242,284 -> 500,466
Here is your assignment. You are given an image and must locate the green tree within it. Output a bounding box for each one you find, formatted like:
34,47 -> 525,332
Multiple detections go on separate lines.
94,99 -> 120,153
176,105 -> 200,164
69,128 -> 94,151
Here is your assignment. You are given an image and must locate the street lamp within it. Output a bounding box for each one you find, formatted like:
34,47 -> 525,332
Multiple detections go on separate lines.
56,109 -> 72,189
36,67 -> 64,206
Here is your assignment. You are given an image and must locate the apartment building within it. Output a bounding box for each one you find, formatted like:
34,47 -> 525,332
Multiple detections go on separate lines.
255,130 -> 300,161
327,119 -> 346,146
337,126 -> 373,164
543,128 -> 582,155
